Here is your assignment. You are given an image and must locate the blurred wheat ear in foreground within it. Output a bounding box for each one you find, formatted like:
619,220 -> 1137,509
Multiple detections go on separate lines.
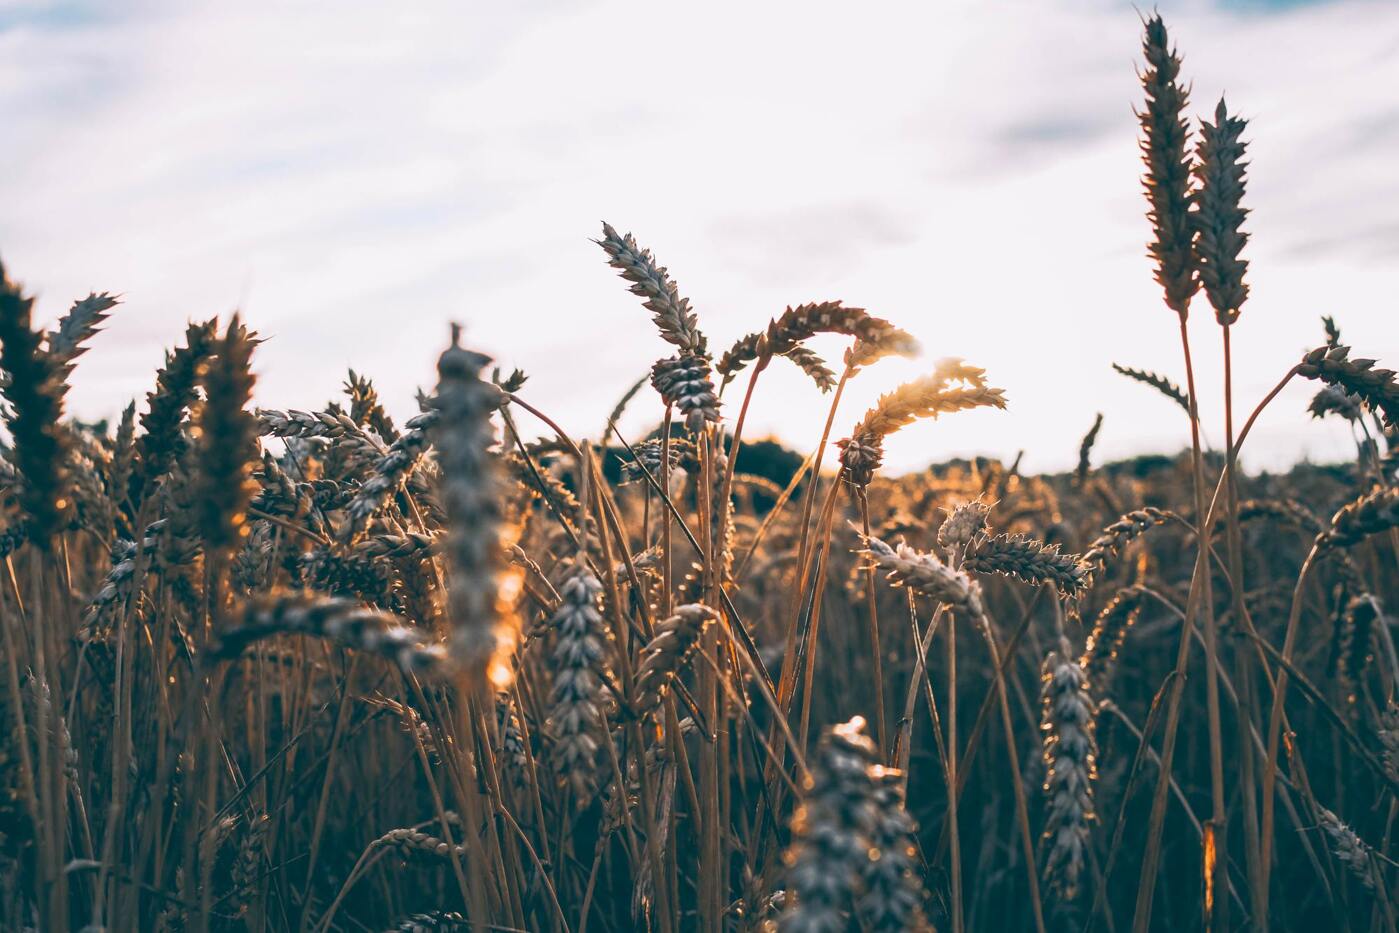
0,13 -> 1396,933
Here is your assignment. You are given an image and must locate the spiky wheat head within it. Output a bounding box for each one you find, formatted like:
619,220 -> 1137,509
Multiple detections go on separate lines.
1297,344 -> 1399,428
1309,385 -> 1364,422
1040,636 -> 1098,903
838,359 -> 1005,486
45,292 -> 119,374
635,603 -> 717,716
859,765 -> 932,932
0,260 -> 73,544
858,533 -> 986,624
1139,14 -> 1198,317
1192,98 -> 1250,324
194,315 -> 260,553
965,532 -> 1089,595
212,593 -> 448,675
1081,585 -> 1145,685
435,326 -> 521,688
546,562 -> 608,796
1379,701 -> 1399,785
937,498 -> 991,551
1080,507 -> 1174,587
650,353 -> 721,432
1076,413 -> 1103,487
778,717 -> 879,932
1316,486 -> 1399,551
717,301 -> 917,391
1111,363 -> 1191,414
597,222 -> 706,355
134,319 -> 218,505
1317,807 -> 1382,890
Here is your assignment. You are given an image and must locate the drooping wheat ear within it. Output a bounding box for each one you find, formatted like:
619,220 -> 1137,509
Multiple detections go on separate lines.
650,353 -> 721,432
859,765 -> 932,932
372,827 -> 468,860
298,547 -> 396,608
1079,507 -> 1174,587
1081,585 -> 1145,686
1323,314 -> 1342,347
1336,594 -> 1378,710
838,359 -> 1006,486
1076,413 -> 1103,487
1297,345 -> 1399,428
344,368 -> 397,440
634,603 -> 718,716
194,316 -> 260,554
716,301 -> 917,390
435,326 -> 520,687
1111,363 -> 1191,414
1236,497 -> 1322,534
938,499 -> 991,551
546,562 -> 608,796
338,408 -> 439,542
1317,806 -> 1383,890
134,319 -> 218,504
1040,636 -> 1098,903
777,716 -> 879,931
596,222 -> 706,355
258,407 -> 367,440
779,345 -> 839,393
857,533 -> 986,624
1309,385 -> 1364,422
844,328 -> 922,374
1316,486 -> 1399,551
355,531 -> 442,562
0,260 -> 73,543
1193,98 -> 1250,325
966,533 -> 1088,594
1379,701 -> 1399,785
211,593 -> 448,674
1139,14 -> 1198,318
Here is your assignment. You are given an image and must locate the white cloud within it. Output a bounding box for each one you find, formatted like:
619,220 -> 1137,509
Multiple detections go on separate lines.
0,0 -> 1394,473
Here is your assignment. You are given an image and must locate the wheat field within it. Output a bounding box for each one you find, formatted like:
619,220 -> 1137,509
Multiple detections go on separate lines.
0,14 -> 1396,933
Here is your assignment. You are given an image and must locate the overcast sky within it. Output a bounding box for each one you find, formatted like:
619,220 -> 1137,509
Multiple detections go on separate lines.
1,0 -> 1395,473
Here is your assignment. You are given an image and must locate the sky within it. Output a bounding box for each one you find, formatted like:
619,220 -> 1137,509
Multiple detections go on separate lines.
0,0 -> 1396,475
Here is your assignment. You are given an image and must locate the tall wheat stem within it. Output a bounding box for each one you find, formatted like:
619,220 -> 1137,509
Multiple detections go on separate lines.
945,598 -> 964,933
1221,324 -> 1265,923
855,490 -> 889,756
1132,318 -> 1227,933
1258,546 -> 1320,926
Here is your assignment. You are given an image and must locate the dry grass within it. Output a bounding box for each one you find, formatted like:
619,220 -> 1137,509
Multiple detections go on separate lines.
0,14 -> 1396,933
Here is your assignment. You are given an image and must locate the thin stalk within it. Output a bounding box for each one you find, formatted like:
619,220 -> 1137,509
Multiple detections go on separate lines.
946,605 -> 963,933
1258,546 -> 1320,927
855,489 -> 889,757
1222,324 -> 1264,923
1132,316 -> 1227,933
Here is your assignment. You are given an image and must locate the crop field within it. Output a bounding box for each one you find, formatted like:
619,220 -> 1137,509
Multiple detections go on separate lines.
0,14 -> 1395,933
